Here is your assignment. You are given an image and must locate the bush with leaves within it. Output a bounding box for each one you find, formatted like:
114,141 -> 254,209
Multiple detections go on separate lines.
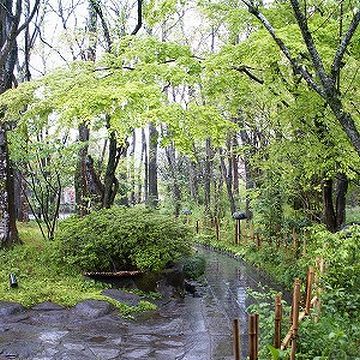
55,206 -> 193,272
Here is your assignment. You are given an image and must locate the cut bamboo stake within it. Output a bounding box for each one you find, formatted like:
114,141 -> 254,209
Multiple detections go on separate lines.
235,219 -> 240,245
290,279 -> 301,360
249,314 -> 259,360
305,267 -> 314,315
233,319 -> 241,360
274,294 -> 282,349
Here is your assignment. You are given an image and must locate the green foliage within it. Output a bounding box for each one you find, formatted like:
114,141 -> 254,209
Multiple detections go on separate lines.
308,225 -> 360,318
55,206 -> 193,272
181,254 -> 206,280
0,222 -> 155,314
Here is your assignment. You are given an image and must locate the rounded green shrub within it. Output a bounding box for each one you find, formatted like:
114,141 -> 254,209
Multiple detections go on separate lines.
182,254 -> 206,280
55,206 -> 193,272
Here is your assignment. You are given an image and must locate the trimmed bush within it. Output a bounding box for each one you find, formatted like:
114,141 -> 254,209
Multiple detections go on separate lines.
55,206 -> 193,272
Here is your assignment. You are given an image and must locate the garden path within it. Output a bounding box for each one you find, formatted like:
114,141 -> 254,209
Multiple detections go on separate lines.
0,246 -> 287,360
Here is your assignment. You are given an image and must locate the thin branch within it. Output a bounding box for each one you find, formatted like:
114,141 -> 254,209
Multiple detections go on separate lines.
240,0 -> 325,96
289,0 -> 328,86
332,9 -> 360,78
233,65 -> 264,84
131,0 -> 142,35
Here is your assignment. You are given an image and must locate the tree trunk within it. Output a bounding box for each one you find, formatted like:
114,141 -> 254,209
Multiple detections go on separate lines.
102,131 -> 125,208
14,172 -> 29,222
0,0 -> 19,247
75,0 -> 98,215
232,133 -> 239,197
129,130 -> 136,205
139,128 -> 147,203
219,148 -> 236,214
204,138 -> 212,216
322,179 -> 337,233
0,127 -> 19,246
75,124 -> 90,215
147,123 -> 158,208
335,173 -> 348,230
165,144 -> 181,217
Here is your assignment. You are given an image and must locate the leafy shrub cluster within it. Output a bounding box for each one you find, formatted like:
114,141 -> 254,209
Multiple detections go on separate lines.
55,206 -> 193,272
182,254 -> 206,280
0,223 -> 156,313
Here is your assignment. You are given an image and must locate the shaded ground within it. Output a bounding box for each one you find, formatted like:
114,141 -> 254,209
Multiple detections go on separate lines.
0,246 -> 287,360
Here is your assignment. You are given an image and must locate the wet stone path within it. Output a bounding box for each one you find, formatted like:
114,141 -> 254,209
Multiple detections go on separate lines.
0,246 -> 287,360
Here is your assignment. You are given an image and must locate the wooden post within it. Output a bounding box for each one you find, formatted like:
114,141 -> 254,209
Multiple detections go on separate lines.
233,319 -> 241,360
305,267 -> 314,315
235,219 -> 240,245
249,313 -> 259,360
290,279 -> 301,360
274,294 -> 282,349
196,220 -> 199,234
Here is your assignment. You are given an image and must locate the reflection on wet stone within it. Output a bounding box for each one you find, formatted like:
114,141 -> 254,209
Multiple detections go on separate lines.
0,246 -> 287,359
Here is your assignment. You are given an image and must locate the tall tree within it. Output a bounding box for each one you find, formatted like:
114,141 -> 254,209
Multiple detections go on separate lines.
0,0 -> 39,247
242,0 -> 360,156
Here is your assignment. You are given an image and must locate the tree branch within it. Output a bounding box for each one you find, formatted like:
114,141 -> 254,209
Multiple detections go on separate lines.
240,0 -> 325,96
233,65 -> 264,84
289,0 -> 329,86
131,0 -> 142,35
332,9 -> 360,78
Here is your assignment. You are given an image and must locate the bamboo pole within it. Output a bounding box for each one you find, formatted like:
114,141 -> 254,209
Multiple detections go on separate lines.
249,314 -> 259,360
274,294 -> 282,349
290,279 -> 301,360
233,319 -> 241,360
305,266 -> 314,315
235,219 -> 240,245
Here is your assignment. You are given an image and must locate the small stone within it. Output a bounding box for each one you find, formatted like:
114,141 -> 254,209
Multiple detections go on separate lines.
73,300 -> 113,319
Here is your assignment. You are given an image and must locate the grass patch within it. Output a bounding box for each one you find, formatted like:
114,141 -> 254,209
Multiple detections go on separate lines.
0,222 -> 156,315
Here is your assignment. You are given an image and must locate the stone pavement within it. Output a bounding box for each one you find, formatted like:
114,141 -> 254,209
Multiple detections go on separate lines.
0,247 -> 286,359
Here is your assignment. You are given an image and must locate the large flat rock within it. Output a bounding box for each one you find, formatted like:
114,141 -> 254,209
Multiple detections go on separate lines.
72,300 -> 113,319
0,301 -> 24,316
102,289 -> 140,306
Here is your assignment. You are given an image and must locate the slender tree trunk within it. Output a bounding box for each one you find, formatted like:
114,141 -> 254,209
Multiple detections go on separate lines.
232,134 -> 239,197
102,131 -> 126,208
75,124 -> 90,215
322,179 -> 337,233
129,130 -> 136,205
165,144 -> 181,216
204,138 -> 212,216
142,128 -> 148,204
147,123 -> 158,208
219,148 -> 236,214
335,173 -> 348,230
188,159 -> 199,203
75,0 -> 97,215
240,129 -> 255,218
